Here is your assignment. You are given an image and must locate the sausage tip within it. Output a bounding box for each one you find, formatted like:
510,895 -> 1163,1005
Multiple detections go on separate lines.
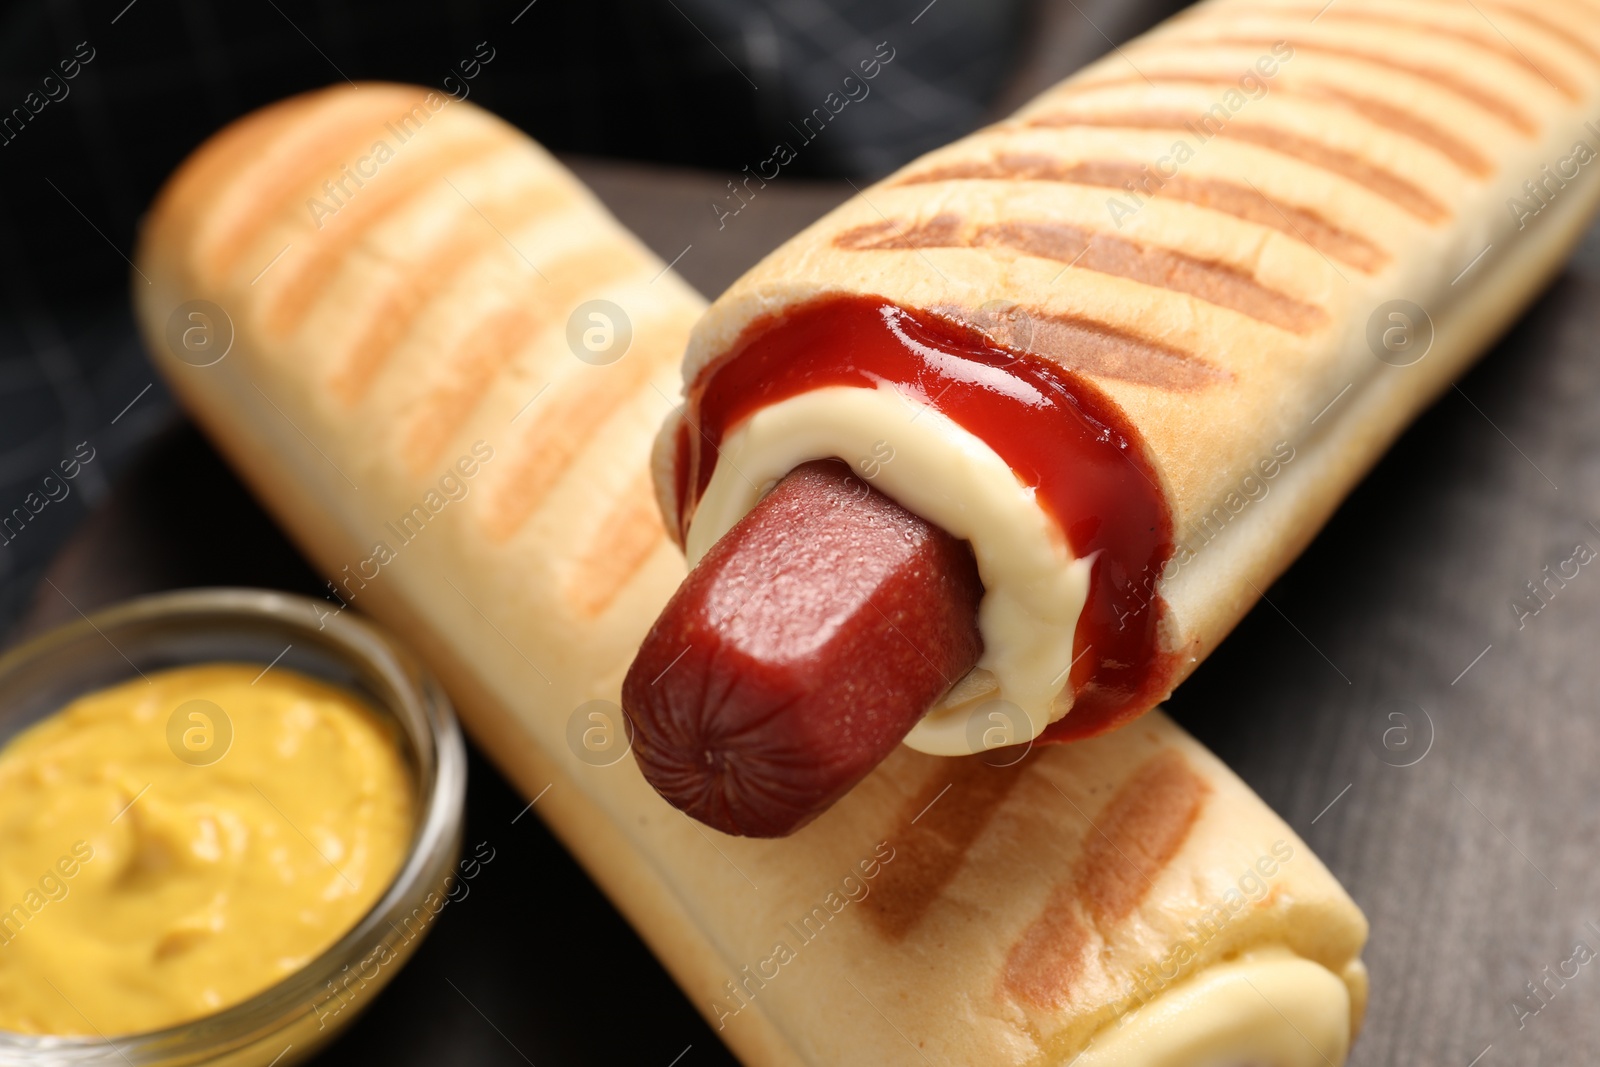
623,460 -> 984,837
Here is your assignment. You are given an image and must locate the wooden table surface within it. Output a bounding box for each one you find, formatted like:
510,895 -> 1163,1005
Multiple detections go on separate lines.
16,157 -> 1600,1066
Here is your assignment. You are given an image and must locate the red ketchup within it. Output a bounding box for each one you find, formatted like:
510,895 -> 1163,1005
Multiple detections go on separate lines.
673,294 -> 1176,741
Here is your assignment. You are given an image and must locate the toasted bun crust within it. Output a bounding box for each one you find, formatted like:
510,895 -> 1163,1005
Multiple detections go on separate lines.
666,0 -> 1600,705
134,83 -> 1365,1064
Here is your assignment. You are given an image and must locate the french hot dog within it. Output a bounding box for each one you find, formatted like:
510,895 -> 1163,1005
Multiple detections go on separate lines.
134,81 -> 1371,1065
631,0 -> 1600,833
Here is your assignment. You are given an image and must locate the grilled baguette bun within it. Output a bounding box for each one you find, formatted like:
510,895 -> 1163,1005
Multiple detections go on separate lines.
135,84 -> 1367,1065
662,0 -> 1600,747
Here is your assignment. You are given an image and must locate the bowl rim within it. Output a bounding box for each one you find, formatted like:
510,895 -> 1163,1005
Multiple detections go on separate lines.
0,587 -> 467,1059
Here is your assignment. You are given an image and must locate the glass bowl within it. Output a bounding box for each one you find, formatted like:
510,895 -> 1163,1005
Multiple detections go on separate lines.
0,588 -> 466,1066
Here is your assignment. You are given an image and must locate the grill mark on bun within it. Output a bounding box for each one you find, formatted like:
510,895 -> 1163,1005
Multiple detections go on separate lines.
402,304 -> 537,475
1216,5 -> 1582,99
1028,110 -> 1449,221
1001,903 -> 1092,1008
898,155 -> 1388,271
837,214 -> 1324,335
400,243 -> 644,476
863,756 -> 1033,941
204,88 -> 435,281
1063,73 -> 1494,176
932,301 -> 1228,392
481,360 -> 650,542
332,184 -> 578,406
997,219 -> 1325,333
482,303 -> 691,543
165,94 -> 323,286
1482,1 -> 1600,64
262,137 -> 506,338
566,471 -> 669,617
1195,35 -> 1539,133
1294,82 -> 1496,174
1002,750 -> 1209,1009
836,213 -> 964,248
1074,751 -> 1208,924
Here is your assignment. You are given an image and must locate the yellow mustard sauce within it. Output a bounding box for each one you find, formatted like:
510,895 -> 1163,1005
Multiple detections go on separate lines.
0,663 -> 414,1035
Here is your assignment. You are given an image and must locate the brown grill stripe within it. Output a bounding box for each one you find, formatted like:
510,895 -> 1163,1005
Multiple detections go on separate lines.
167,94 -> 325,286
1003,750 -> 1209,1009
995,219 -> 1326,333
262,136 -> 506,338
331,183 -> 580,406
899,156 -> 1387,271
401,243 -> 643,477
1074,751 -> 1209,925
837,215 -> 1326,334
1002,904 -> 1092,1008
864,756 -> 1034,941
1196,35 -> 1538,133
1224,6 -> 1582,98
1064,73 -> 1492,176
204,89 -> 439,281
1300,83 -> 1495,175
1483,1 -> 1600,64
566,471 -> 669,617
1029,110 -> 1449,222
934,301 -> 1228,392
403,305 -> 537,475
482,311 -> 685,543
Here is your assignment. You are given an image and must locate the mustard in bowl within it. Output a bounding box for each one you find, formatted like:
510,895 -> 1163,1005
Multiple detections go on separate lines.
0,588 -> 465,1066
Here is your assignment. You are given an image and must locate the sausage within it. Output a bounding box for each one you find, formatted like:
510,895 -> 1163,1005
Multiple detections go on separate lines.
622,459 -> 984,837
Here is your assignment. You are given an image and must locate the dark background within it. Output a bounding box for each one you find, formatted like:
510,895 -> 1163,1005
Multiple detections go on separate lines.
5,2 -> 1600,1065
